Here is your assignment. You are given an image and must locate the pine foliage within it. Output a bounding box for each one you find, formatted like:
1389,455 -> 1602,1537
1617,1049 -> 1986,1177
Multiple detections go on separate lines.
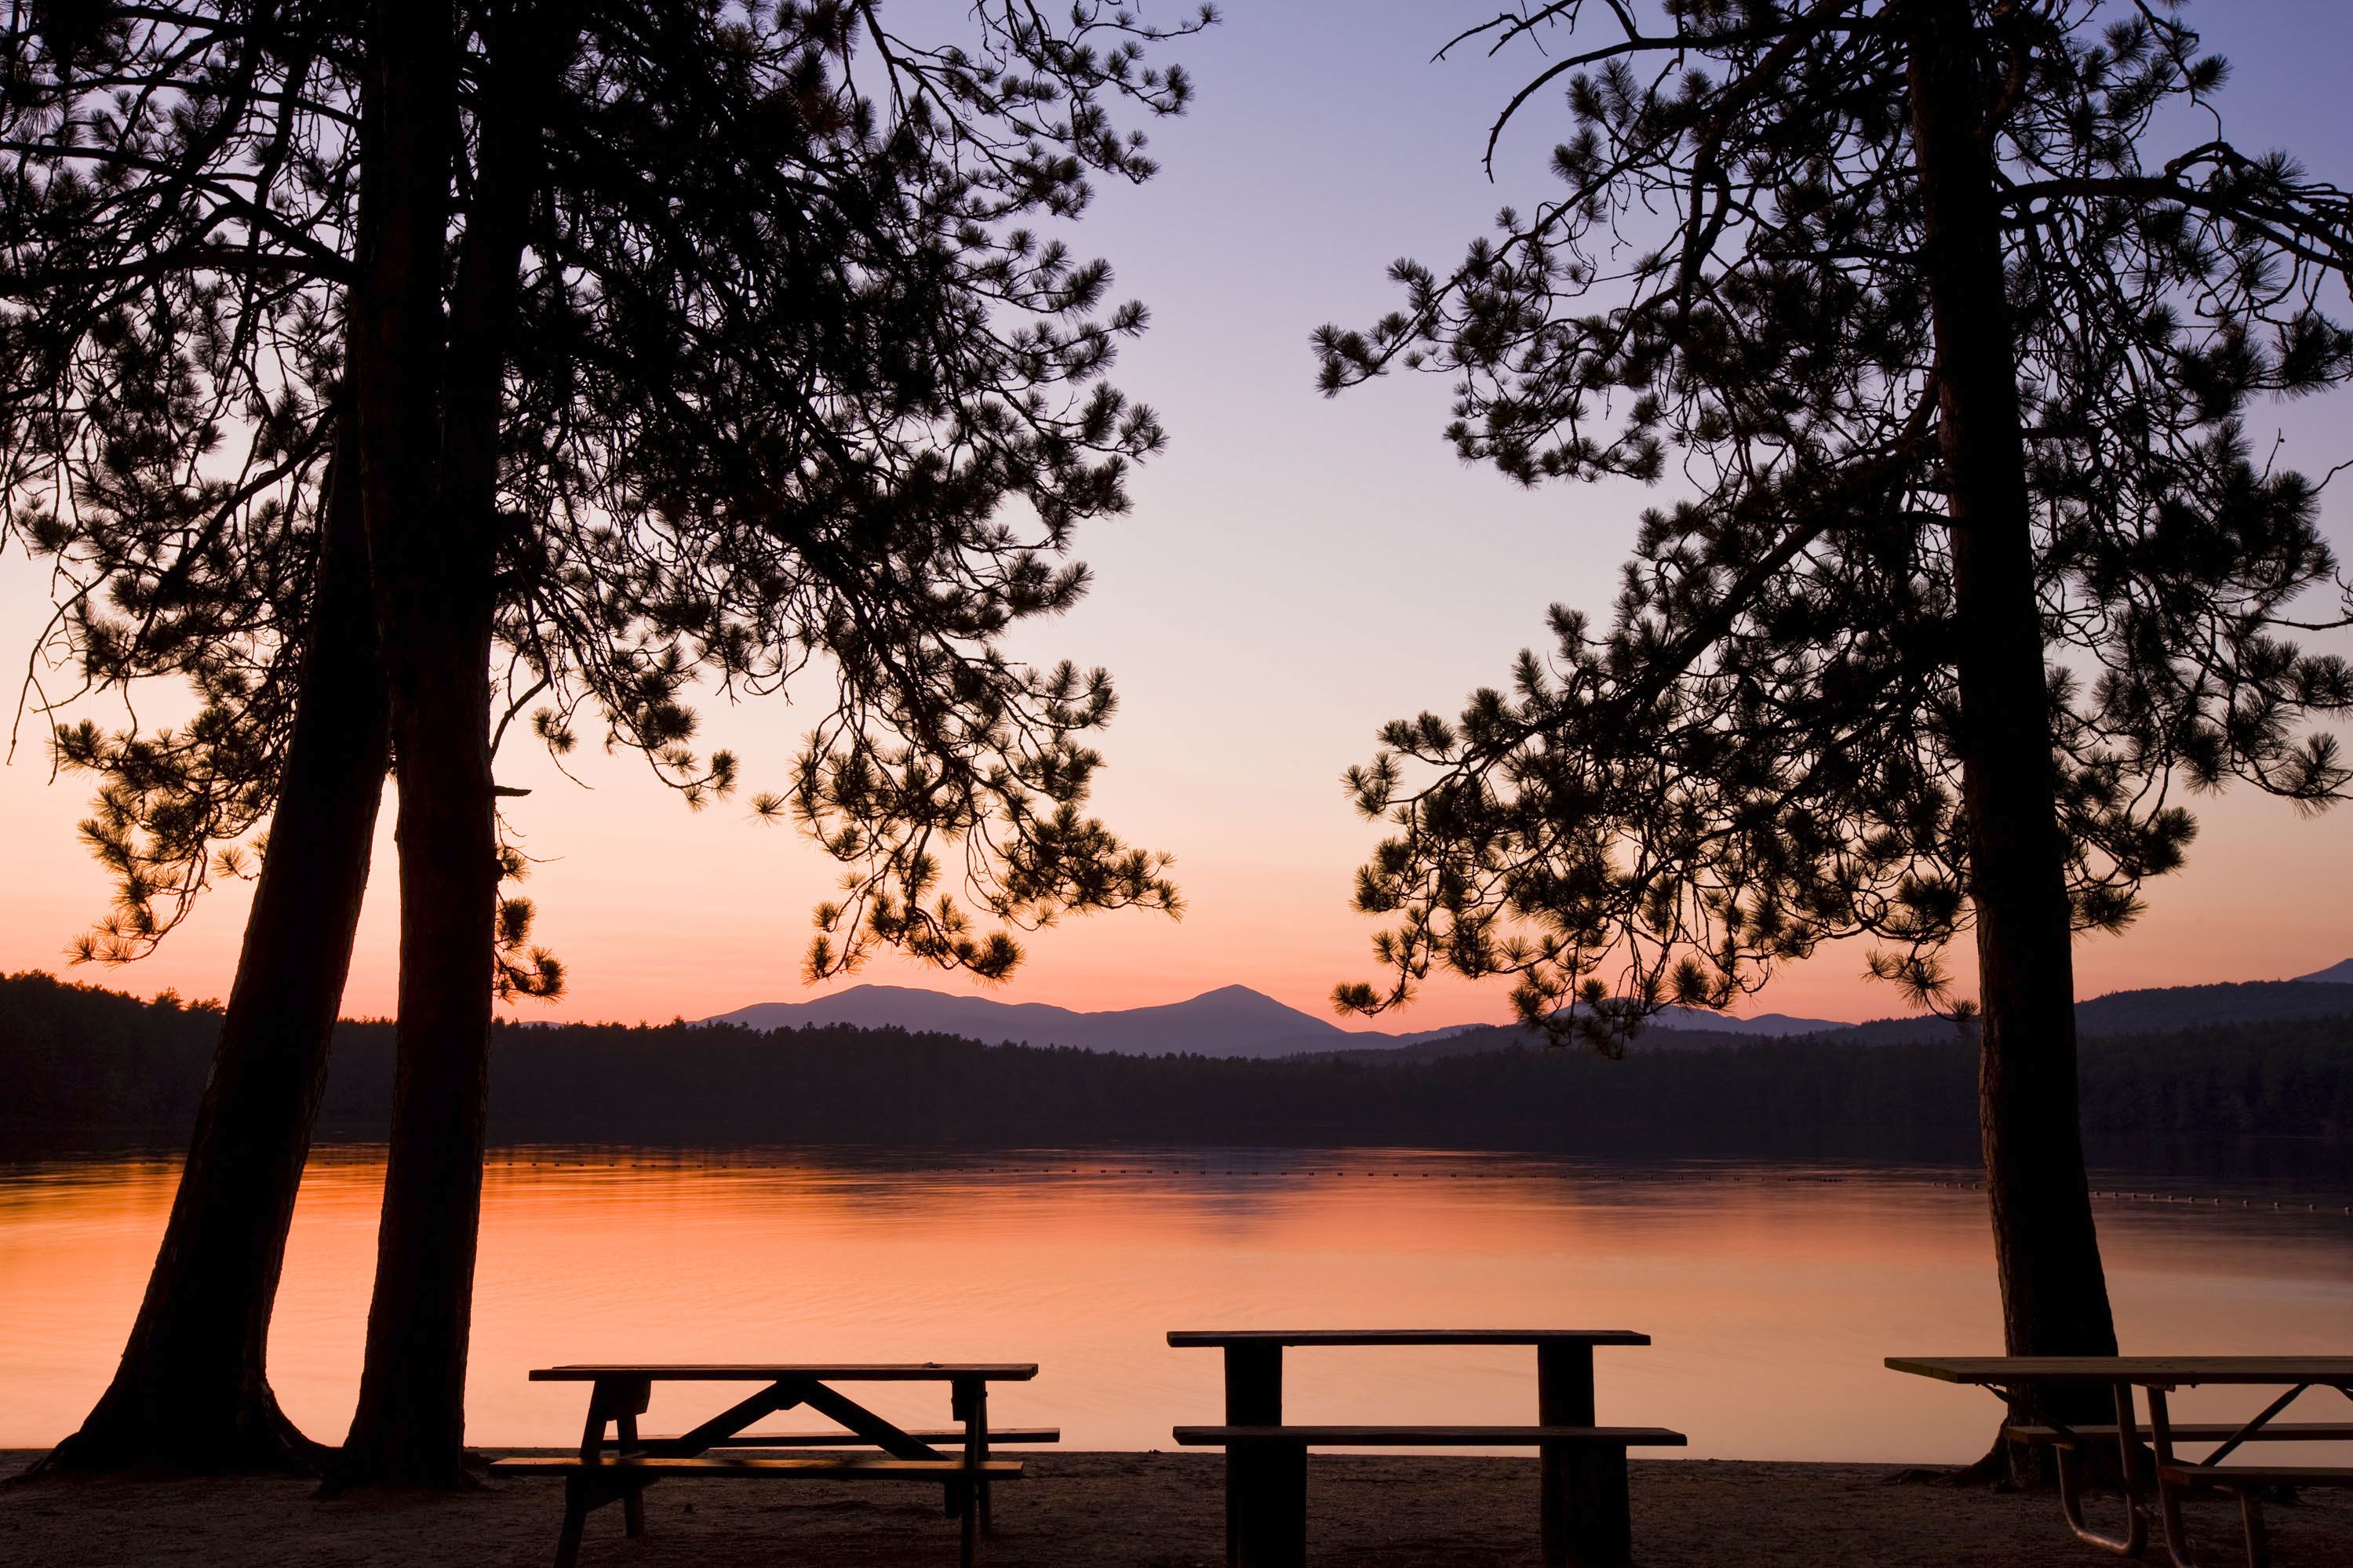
1316,2 -> 2353,1050
0,0 -> 1204,979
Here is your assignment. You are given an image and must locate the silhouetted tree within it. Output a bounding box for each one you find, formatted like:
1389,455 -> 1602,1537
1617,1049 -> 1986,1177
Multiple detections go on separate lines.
3,0 -> 389,1474
3,0 -> 1200,1483
1319,0 -> 2351,1476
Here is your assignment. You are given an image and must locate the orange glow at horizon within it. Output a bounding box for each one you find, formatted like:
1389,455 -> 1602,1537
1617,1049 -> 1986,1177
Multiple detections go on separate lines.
0,717 -> 2346,1031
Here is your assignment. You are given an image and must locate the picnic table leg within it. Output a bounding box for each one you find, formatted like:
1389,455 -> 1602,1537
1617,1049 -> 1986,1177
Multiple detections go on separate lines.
949,1376 -> 995,1532
1539,1341 -> 1628,1568
2148,1388 -> 2274,1568
1231,1437 -> 1307,1568
566,1376 -> 651,1555
554,1380 -> 618,1568
2049,1381 -> 2149,1556
555,1473 -> 589,1568
2235,1488 -> 2271,1568
964,1378 -> 996,1530
1222,1345 -> 1299,1568
615,1408 -> 647,1537
2149,1387 -> 2205,1568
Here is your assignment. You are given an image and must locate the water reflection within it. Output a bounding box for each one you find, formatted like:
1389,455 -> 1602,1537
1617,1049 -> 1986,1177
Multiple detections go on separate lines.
1,1146 -> 2348,1461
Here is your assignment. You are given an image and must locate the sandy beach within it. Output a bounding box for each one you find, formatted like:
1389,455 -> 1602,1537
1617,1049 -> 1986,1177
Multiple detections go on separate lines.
5,1451 -> 2347,1567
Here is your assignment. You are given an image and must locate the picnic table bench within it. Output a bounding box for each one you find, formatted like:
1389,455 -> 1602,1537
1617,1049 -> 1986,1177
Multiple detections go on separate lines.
1888,1355 -> 2353,1568
487,1362 -> 1048,1568
1170,1330 -> 1684,1568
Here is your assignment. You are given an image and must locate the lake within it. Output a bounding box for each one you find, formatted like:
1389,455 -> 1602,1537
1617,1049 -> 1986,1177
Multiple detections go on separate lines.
2,1144 -> 2348,1461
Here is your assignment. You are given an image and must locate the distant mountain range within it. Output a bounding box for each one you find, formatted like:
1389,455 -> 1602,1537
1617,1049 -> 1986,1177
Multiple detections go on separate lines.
703,983 -> 1477,1060
706,961 -> 2353,1060
1629,1007 -> 1848,1037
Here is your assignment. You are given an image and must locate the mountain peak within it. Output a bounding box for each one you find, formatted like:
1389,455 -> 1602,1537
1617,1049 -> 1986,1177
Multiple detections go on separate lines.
703,981 -> 1346,1058
2296,958 -> 2353,985
1175,983 -> 1317,1016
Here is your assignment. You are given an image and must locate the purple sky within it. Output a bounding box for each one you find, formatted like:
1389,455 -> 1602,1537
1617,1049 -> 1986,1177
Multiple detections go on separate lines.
2,2 -> 2348,1027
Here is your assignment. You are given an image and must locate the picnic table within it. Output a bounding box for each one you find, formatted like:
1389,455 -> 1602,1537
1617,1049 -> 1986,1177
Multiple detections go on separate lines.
487,1362 -> 1053,1568
1887,1355 -> 2353,1568
1170,1330 -> 1684,1568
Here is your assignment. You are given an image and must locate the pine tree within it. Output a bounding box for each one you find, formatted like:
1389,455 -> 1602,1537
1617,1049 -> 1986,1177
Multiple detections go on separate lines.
1318,0 -> 2351,1476
4,0 -> 1203,1480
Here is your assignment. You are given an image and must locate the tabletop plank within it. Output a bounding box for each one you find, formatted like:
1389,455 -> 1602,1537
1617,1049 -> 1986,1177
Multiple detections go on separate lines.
529,1364 -> 1039,1382
1171,1425 -> 1688,1446
1888,1356 -> 2353,1385
1167,1330 -> 1650,1348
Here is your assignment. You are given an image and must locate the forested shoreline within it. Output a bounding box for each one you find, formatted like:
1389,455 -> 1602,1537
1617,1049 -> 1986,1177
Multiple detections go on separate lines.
8,972 -> 2350,1165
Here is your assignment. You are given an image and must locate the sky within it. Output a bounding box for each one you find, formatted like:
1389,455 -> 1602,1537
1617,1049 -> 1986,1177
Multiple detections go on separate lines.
2,2 -> 2350,1030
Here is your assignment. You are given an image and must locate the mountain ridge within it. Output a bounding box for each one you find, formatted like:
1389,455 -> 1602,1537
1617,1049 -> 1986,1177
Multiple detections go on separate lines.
706,963 -> 2353,1060
705,983 -> 1366,1060
1322,976 -> 2353,1064
701,983 -> 1849,1059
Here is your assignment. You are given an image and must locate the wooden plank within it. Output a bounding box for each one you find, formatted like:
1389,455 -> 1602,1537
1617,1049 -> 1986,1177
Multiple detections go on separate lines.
530,1363 -> 1038,1381
2157,1462 -> 2353,1487
489,1455 -> 1022,1479
2008,1422 -> 2353,1444
1888,1356 -> 2353,1385
642,1379 -> 807,1457
1169,1330 -> 1649,1348
619,1428 -> 1061,1448
1172,1426 -> 1687,1446
796,1379 -> 943,1461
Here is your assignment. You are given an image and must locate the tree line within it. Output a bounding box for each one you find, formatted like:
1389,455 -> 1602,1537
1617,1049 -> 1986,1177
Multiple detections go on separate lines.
9,972 -> 2349,1161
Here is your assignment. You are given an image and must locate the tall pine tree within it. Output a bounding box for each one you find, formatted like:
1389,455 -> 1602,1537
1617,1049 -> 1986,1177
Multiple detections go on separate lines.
1319,0 -> 2351,1475
5,0 -> 1201,1480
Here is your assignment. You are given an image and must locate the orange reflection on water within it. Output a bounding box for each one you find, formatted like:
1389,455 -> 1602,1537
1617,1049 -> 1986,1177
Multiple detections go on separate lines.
2,1149 -> 2348,1461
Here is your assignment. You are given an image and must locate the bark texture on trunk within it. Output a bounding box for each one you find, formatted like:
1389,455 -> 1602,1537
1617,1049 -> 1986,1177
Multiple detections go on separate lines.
333,0 -> 563,1489
37,427 -> 388,1476
1903,0 -> 2120,1485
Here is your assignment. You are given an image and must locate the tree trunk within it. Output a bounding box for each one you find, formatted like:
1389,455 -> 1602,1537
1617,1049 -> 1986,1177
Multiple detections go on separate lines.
332,618 -> 497,1490
332,0 -> 563,1488
1904,0 -> 2120,1486
330,0 -> 483,1490
37,424 -> 388,1476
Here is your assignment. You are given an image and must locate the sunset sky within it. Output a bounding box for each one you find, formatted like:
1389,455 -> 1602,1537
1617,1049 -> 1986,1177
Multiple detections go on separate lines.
2,1 -> 2348,1031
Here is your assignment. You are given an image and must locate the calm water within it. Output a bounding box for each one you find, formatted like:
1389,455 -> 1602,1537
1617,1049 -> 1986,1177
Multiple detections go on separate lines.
2,1146 -> 2348,1461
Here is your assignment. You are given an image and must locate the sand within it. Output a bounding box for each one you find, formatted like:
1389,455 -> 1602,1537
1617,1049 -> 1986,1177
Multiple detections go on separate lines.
3,1450 -> 2347,1567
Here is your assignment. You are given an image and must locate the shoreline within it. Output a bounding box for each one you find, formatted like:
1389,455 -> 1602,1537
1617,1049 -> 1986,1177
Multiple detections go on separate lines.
8,1451 -> 2348,1566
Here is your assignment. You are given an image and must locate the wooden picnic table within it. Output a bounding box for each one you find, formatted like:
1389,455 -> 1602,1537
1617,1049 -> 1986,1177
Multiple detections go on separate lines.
1888,1356 -> 2353,1568
490,1362 -> 1050,1568
1170,1330 -> 1681,1568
